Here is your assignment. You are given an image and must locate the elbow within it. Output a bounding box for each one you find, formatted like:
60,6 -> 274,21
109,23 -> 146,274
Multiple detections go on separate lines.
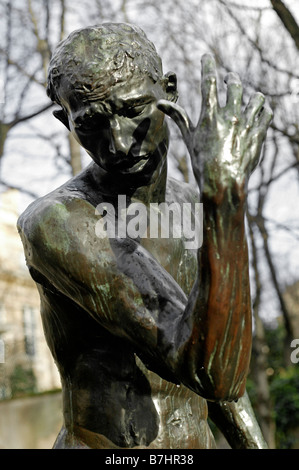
172,326 -> 251,402
198,370 -> 247,402
179,362 -> 248,403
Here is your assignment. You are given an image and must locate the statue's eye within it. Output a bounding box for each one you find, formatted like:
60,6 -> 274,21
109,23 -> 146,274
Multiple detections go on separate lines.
117,99 -> 153,119
124,105 -> 146,118
74,115 -> 108,133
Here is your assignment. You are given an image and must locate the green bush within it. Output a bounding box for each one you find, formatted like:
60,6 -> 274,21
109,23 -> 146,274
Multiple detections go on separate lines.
10,365 -> 37,398
270,366 -> 299,448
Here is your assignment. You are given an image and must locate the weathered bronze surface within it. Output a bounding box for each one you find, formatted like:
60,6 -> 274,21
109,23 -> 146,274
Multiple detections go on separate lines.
17,23 -> 272,449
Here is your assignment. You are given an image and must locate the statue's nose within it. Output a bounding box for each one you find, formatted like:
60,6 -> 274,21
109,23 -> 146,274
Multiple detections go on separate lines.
109,118 -> 134,156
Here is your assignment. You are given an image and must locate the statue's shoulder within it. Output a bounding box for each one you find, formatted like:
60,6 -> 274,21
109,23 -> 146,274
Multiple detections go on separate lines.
17,178 -> 95,248
18,186 -> 71,235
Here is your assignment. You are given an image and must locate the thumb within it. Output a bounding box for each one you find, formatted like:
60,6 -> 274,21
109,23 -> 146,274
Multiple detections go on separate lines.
157,99 -> 194,144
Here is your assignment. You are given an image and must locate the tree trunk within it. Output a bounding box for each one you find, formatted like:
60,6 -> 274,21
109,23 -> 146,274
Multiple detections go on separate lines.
248,217 -> 277,448
68,133 -> 82,176
251,316 -> 276,449
0,123 -> 9,160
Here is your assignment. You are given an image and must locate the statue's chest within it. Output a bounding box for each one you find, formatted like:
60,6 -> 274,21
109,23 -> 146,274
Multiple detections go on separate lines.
140,233 -> 197,296
120,200 -> 199,295
99,193 -> 200,295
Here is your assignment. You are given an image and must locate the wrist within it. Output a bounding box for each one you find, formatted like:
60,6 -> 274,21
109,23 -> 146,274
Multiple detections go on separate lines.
200,183 -> 247,234
200,171 -> 248,207
194,154 -> 249,201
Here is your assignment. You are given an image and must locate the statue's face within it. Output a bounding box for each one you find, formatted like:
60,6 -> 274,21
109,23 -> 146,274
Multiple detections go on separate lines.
60,74 -> 170,177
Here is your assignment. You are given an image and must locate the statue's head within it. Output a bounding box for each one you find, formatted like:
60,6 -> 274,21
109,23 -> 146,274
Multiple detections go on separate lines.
47,23 -> 178,181
47,23 -> 173,105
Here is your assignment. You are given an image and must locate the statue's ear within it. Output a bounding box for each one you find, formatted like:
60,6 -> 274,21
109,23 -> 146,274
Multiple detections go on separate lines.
164,72 -> 178,103
53,109 -> 70,130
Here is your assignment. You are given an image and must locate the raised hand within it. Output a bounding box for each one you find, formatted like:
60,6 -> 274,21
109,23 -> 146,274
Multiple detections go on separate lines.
158,54 -> 273,194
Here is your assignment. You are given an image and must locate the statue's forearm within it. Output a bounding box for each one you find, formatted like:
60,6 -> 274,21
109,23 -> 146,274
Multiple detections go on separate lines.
157,55 -> 272,400
178,181 -> 252,401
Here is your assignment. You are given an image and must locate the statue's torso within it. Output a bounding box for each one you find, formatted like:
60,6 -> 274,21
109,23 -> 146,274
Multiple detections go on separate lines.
21,170 -> 216,449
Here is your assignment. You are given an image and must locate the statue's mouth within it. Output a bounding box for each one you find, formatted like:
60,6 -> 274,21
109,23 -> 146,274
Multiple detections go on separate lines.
120,157 -> 150,173
113,154 -> 150,173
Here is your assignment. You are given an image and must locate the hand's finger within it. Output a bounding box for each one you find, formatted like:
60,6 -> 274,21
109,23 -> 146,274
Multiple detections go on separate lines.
247,104 -> 273,174
244,92 -> 265,128
224,72 -> 243,117
157,99 -> 194,143
257,103 -> 273,130
200,54 -> 218,120
251,104 -> 273,158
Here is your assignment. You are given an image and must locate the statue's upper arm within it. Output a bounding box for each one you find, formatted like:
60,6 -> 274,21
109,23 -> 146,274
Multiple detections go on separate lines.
19,198 -> 114,284
18,199 -> 156,336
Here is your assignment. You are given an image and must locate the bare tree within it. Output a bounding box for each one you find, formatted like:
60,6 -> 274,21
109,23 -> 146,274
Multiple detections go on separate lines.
0,0 -> 82,195
0,1 -> 52,160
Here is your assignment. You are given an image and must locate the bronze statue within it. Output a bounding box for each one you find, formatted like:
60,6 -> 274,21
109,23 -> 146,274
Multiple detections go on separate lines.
17,23 -> 272,449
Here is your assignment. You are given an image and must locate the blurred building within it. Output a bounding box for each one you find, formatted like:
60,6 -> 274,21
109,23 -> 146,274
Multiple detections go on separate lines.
0,189 -> 60,399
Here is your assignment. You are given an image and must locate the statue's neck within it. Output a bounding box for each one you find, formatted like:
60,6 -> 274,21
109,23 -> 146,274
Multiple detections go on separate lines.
91,152 -> 168,207
130,158 -> 167,206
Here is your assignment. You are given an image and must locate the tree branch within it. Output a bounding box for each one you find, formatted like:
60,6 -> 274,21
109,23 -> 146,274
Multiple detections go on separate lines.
218,0 -> 299,79
252,214 -> 294,340
9,102 -> 53,129
0,181 -> 38,199
270,0 -> 299,51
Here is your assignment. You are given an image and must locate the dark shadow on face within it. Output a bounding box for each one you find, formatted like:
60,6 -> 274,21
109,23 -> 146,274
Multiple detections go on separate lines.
131,117 -> 151,157
107,117 -> 151,171
111,136 -> 169,190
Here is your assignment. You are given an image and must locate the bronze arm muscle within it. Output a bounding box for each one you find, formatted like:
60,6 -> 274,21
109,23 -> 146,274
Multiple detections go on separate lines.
157,54 -> 273,401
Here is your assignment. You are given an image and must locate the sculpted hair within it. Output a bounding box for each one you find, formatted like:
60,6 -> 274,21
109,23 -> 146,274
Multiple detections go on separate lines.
47,23 -> 164,106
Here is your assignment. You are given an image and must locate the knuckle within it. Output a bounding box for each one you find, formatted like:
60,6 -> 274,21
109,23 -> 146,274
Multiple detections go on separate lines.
255,92 -> 265,102
205,74 -> 217,86
266,106 -> 274,119
225,72 -> 241,85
